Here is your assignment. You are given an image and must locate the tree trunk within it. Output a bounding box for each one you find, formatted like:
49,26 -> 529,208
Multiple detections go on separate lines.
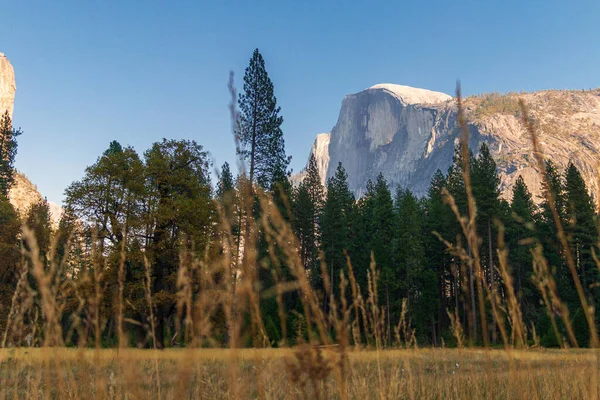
489,218 -> 497,344
438,261 -> 446,344
386,283 -> 391,346
516,231 -> 522,304
432,317 -> 437,347
469,250 -> 477,343
155,317 -> 165,349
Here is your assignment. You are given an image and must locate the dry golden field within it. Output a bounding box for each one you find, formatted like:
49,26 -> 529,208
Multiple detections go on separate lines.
1,347 -> 598,399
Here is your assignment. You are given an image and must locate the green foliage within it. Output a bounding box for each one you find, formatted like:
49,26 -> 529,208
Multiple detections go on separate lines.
425,169 -> 454,342
0,194 -> 20,333
470,93 -> 521,120
563,163 -> 599,311
293,154 -> 325,287
216,162 -> 242,284
264,316 -> 281,347
0,112 -> 22,197
217,162 -> 235,198
364,174 -> 395,303
145,138 -> 213,346
394,188 -> 437,340
237,49 -> 290,189
23,198 -> 53,264
507,175 -> 539,322
65,140 -> 145,250
536,160 -> 575,306
0,112 -> 21,334
320,162 -> 354,298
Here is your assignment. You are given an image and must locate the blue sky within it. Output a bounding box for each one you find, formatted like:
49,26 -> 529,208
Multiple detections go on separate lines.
2,0 -> 599,204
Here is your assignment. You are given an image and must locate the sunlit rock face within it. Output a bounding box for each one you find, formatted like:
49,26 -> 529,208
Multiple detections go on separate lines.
0,53 -> 16,118
326,84 -> 454,198
306,84 -> 600,202
290,133 -> 331,187
1,52 -> 62,226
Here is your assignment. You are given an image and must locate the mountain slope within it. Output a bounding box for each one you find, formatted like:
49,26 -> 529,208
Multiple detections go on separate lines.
9,172 -> 62,227
2,52 -> 62,227
0,52 -> 15,118
300,84 -> 600,202
290,133 -> 331,187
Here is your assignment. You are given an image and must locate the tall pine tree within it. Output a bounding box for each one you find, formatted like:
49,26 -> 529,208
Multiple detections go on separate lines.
237,49 -> 290,190
293,154 -> 324,286
564,163 -> 598,310
394,188 -> 438,344
471,143 -> 502,342
425,169 -> 454,342
508,175 -> 539,323
536,160 -> 575,306
320,162 -> 355,301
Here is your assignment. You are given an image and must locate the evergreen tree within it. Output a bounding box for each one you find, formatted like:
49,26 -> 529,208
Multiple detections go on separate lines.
216,161 -> 240,250
472,143 -> 502,281
0,194 -> 20,333
446,145 -> 477,341
256,160 -> 295,345
54,206 -> 90,278
363,174 -> 395,340
293,154 -> 325,285
446,145 -> 470,218
564,163 -> 598,307
293,184 -> 315,274
236,50 -> 292,342
425,169 -> 454,342
472,143 -> 502,342
237,49 -> 290,189
217,162 -> 241,292
536,160 -> 574,306
23,197 -> 53,265
217,162 -> 235,199
0,112 -> 23,335
347,196 -> 369,294
394,188 -> 438,343
320,162 -> 355,300
0,112 -> 22,197
508,175 -> 538,322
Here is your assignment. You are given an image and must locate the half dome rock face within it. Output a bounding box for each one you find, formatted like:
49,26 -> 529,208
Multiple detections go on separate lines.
368,84 -> 452,106
326,84 -> 454,198
0,53 -> 16,118
303,84 -> 600,202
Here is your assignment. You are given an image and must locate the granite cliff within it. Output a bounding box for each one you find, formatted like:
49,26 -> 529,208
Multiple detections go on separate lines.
0,53 -> 15,119
298,84 -> 600,202
1,52 -> 62,226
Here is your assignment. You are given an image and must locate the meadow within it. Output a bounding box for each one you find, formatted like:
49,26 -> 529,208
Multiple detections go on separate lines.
1,347 -> 598,399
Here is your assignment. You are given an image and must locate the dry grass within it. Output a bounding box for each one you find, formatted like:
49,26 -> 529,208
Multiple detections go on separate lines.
0,348 -> 598,399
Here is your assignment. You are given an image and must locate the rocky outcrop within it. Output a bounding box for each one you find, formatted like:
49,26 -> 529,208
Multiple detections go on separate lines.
291,133 -> 331,187
9,172 -> 63,227
0,53 -> 16,119
325,84 -> 454,198
302,84 -> 600,202
1,52 -> 62,227
463,90 -> 600,203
